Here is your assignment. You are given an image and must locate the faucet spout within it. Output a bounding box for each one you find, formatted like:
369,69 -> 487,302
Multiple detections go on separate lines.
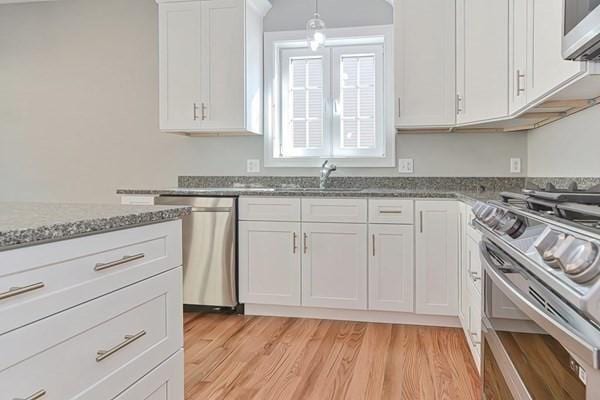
319,160 -> 337,189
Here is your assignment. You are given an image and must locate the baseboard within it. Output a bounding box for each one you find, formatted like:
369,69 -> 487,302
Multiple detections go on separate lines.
244,304 -> 461,328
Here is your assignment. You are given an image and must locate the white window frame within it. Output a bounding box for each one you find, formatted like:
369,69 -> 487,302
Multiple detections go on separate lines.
264,25 -> 395,168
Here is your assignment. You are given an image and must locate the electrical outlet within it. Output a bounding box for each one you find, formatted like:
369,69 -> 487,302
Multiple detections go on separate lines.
246,159 -> 260,173
510,158 -> 521,174
398,158 -> 414,174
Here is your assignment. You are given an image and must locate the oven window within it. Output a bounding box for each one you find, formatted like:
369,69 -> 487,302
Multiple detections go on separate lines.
565,0 -> 600,34
486,280 -> 587,399
484,341 -> 515,400
496,330 -> 586,399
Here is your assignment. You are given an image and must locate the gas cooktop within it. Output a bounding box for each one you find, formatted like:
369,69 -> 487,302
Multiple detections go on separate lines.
473,186 -> 600,326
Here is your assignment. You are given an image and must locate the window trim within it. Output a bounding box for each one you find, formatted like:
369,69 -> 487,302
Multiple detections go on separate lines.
264,25 -> 395,168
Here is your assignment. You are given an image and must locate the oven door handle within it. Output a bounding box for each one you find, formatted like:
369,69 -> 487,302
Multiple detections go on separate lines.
480,239 -> 600,369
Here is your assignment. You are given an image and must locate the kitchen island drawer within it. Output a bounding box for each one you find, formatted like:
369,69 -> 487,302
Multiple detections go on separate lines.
115,350 -> 184,400
0,267 -> 183,400
0,220 -> 182,335
368,199 -> 414,224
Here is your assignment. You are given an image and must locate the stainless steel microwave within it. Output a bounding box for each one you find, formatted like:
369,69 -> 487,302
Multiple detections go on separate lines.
563,0 -> 600,60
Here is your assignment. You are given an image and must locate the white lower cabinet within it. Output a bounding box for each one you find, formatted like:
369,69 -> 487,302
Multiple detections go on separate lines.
368,224 -> 414,312
239,221 -> 301,306
415,201 -> 459,316
0,221 -> 184,400
301,223 -> 368,310
115,350 -> 184,400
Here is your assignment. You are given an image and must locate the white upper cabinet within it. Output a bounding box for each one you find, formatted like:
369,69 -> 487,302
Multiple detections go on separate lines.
415,201 -> 459,316
157,0 -> 270,135
526,0 -> 587,103
508,0 -> 529,114
394,0 -> 456,128
456,0 -> 509,124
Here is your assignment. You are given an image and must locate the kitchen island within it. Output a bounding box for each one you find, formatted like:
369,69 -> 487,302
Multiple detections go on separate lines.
0,202 -> 189,400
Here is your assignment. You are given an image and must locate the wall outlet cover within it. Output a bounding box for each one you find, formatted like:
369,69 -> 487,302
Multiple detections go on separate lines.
247,159 -> 261,173
398,158 -> 414,174
510,158 -> 521,174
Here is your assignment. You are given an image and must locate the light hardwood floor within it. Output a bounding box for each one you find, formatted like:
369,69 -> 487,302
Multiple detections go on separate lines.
184,313 -> 481,400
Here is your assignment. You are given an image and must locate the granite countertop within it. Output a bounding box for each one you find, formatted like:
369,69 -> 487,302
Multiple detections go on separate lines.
0,202 -> 191,251
117,187 -> 501,204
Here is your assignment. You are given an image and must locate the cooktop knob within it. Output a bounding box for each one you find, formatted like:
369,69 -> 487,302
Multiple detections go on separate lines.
481,207 -> 505,229
556,238 -> 600,282
495,212 -> 526,238
534,229 -> 566,269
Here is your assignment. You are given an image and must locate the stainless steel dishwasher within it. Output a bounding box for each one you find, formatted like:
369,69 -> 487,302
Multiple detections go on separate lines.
155,196 -> 237,309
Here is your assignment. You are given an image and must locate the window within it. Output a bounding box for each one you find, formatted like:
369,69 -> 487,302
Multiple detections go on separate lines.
265,26 -> 395,167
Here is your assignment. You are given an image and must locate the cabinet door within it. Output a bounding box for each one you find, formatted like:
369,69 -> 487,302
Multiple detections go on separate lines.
158,2 -> 203,131
458,203 -> 469,325
200,0 -> 245,130
415,201 -> 459,316
239,221 -> 301,306
508,0 -> 528,114
467,234 -> 482,293
395,0 -> 456,127
527,0 -> 586,103
457,0 -> 509,124
368,224 -> 414,313
302,223 -> 367,310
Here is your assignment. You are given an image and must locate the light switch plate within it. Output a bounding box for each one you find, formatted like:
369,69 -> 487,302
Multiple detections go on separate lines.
398,158 -> 414,174
247,159 -> 260,173
510,158 -> 521,174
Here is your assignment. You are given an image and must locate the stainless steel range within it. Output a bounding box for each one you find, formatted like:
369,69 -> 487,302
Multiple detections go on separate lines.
473,182 -> 600,399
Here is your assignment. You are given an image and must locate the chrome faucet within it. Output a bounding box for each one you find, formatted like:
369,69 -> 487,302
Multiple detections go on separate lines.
319,160 -> 337,189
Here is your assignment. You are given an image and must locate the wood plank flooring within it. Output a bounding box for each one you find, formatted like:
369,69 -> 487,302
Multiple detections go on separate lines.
183,313 -> 481,400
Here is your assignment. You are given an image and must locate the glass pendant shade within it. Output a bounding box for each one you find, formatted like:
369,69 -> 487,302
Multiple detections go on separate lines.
306,1 -> 326,51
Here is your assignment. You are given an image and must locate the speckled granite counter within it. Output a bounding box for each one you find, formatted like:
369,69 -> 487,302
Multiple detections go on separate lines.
117,187 -> 502,204
0,203 -> 191,251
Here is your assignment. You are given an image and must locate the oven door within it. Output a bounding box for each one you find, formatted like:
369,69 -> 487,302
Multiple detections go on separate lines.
563,0 -> 600,60
480,238 -> 600,399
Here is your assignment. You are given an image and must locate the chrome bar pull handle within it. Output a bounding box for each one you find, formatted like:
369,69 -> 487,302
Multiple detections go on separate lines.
94,253 -> 145,272
303,233 -> 308,254
0,282 -> 45,301
397,98 -> 401,118
379,210 -> 403,214
456,94 -> 463,114
516,70 -> 526,95
292,232 -> 298,254
14,389 -> 47,400
193,103 -> 200,120
201,103 -> 208,120
96,330 -> 146,362
419,211 -> 424,233
372,234 -> 376,257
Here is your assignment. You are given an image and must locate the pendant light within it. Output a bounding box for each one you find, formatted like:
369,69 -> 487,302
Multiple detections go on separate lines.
306,0 -> 326,51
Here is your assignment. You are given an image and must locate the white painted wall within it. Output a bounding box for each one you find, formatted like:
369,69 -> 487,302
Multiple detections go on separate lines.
0,0 -> 527,204
527,105 -> 600,177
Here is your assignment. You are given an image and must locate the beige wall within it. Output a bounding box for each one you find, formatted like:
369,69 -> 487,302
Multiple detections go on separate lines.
0,0 -> 527,204
527,105 -> 600,177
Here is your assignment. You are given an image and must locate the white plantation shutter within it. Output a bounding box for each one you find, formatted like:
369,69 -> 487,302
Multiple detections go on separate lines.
340,54 -> 377,149
280,49 -> 330,157
333,45 -> 384,157
278,43 -> 383,159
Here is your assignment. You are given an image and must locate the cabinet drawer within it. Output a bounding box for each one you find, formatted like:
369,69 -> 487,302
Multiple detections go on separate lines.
302,198 -> 367,223
0,220 -> 182,335
368,199 -> 414,224
239,197 -> 301,221
0,268 -> 183,400
115,350 -> 183,400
